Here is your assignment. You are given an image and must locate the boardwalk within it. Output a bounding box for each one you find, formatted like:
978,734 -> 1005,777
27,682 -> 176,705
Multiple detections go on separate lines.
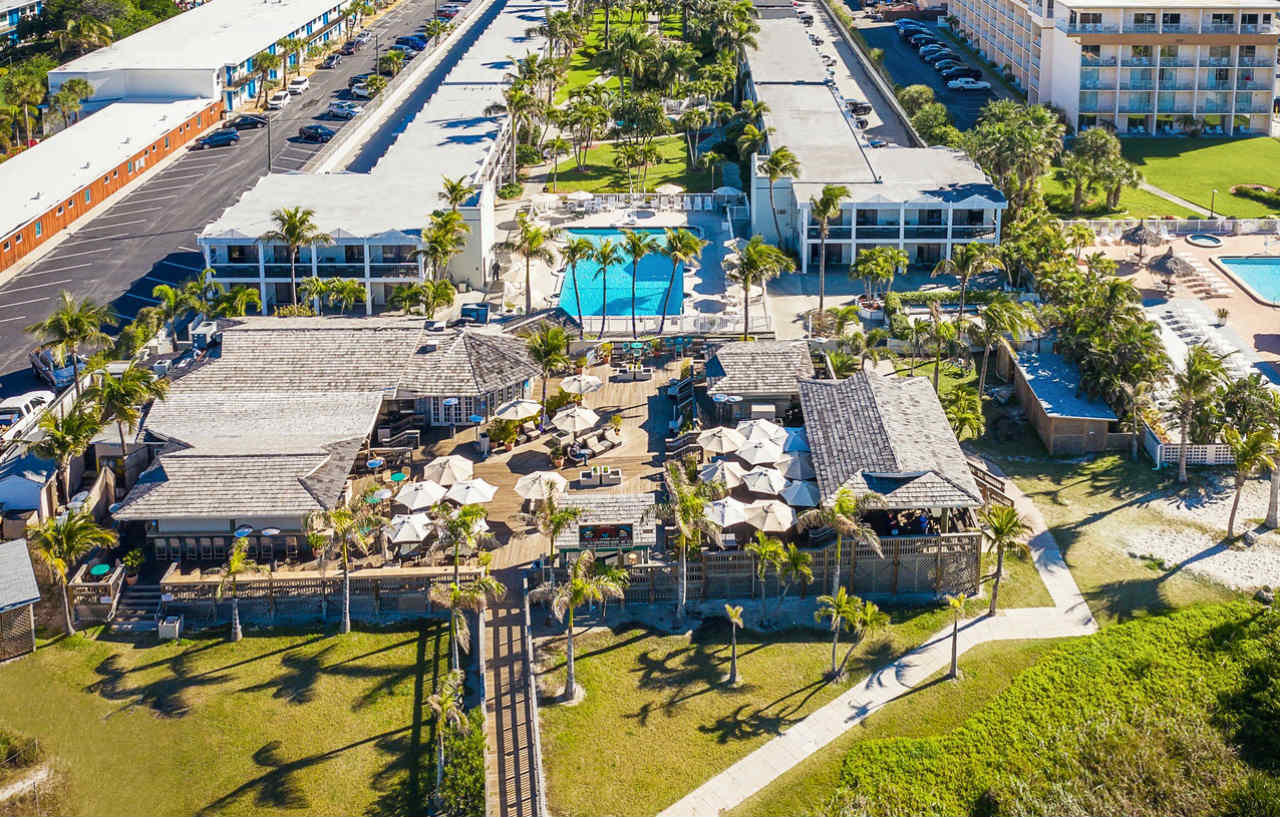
485,568 -> 538,817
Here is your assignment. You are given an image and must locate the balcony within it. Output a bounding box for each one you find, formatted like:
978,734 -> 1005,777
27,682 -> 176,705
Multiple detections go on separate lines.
1236,81 -> 1271,91
1199,100 -> 1232,112
1160,23 -> 1197,33
952,225 -> 998,239
1121,57 -> 1154,67
807,225 -> 852,239
1239,22 -> 1274,33
369,263 -> 419,278
1061,21 -> 1120,34
1118,100 -> 1154,113
1159,82 -> 1195,91
1236,102 -> 1270,113
1237,56 -> 1273,67
1201,57 -> 1232,67
1156,102 -> 1193,113
314,264 -> 367,277
1080,79 -> 1111,90
1118,81 -> 1154,90
1160,58 -> 1195,67
209,263 -> 259,279
856,225 -> 902,239
1202,23 -> 1237,33
903,226 -> 949,239
1127,22 -> 1158,33
264,264 -> 293,278
1082,56 -> 1118,66
1201,81 -> 1234,90
1078,100 -> 1114,113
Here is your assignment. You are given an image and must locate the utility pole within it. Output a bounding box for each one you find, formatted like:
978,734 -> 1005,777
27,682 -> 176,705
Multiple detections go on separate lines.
266,115 -> 272,172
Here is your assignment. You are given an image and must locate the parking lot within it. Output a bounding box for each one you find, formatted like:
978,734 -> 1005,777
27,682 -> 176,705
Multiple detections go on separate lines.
858,20 -> 1010,131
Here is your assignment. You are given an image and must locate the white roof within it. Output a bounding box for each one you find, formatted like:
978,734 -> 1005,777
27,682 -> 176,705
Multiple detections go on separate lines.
52,0 -> 345,73
0,98 -> 213,239
1060,0 -> 1280,8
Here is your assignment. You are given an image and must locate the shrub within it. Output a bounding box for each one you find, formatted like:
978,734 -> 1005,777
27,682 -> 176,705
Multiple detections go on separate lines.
498,181 -> 523,199
897,289 -> 1003,306
1233,185 -> 1280,210
273,303 -> 316,317
896,84 -> 936,118
437,708 -> 485,816
545,389 -> 576,416
888,312 -> 911,340
516,143 -> 541,167
883,291 -> 903,315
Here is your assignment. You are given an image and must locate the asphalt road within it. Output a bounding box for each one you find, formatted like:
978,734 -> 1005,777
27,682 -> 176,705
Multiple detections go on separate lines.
0,0 -> 445,398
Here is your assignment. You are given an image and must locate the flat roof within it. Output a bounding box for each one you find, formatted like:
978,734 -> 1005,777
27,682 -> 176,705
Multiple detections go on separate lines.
0,98 -> 213,239
1060,0 -> 1280,8
52,0 -> 343,73
752,18 -> 831,83
1014,350 -> 1118,421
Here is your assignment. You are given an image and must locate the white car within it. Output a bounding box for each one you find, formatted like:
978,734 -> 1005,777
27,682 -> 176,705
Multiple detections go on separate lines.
287,76 -> 310,95
267,90 -> 290,109
350,82 -> 373,98
0,390 -> 55,445
948,77 -> 991,91
328,100 -> 364,119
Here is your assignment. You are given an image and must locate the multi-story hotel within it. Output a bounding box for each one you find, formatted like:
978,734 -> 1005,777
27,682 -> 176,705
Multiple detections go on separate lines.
949,0 -> 1279,136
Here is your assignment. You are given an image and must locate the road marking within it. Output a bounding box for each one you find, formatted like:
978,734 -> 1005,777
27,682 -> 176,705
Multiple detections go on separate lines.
19,263 -> 93,276
0,316 -> 28,324
153,172 -> 207,183
143,274 -> 181,286
157,259 -> 204,272
1,279 -> 70,295
40,247 -> 108,260
178,246 -> 199,253
121,193 -> 178,203
0,297 -> 51,309
74,218 -> 147,231
122,292 -> 160,304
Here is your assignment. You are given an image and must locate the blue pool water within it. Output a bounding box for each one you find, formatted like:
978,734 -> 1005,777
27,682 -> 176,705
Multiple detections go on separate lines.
557,228 -> 686,317
1218,256 -> 1280,304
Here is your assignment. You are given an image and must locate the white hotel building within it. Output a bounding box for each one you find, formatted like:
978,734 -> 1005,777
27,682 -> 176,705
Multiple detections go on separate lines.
949,0 -> 1279,136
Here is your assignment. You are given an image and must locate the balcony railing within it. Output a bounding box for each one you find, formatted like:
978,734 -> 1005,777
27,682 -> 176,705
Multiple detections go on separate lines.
807,225 -> 852,239
1082,56 -> 1118,66
952,225 -> 999,239
1236,81 -> 1271,90
1160,23 -> 1197,33
1127,22 -> 1158,32
210,263 -> 260,279
1078,101 -> 1114,113
1080,80 -> 1110,89
1121,57 -> 1155,67
1240,23 -> 1276,33
1159,83 -> 1194,91
1202,22 -> 1236,33
369,263 -> 419,278
1236,102 -> 1270,113
1237,56 -> 1273,67
1201,81 -> 1234,90
903,226 -> 948,238
1118,101 -> 1154,112
1119,81 -> 1154,90
314,264 -> 367,277
856,226 -> 902,239
264,264 -> 293,278
1199,100 -> 1232,112
1063,22 -> 1120,33
1201,57 -> 1232,67
1160,58 -> 1195,67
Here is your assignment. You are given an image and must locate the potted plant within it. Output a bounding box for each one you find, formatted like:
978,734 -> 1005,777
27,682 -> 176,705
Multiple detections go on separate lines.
574,355 -> 589,374
1215,307 -> 1230,326
607,413 -> 623,440
490,418 -> 518,452
123,549 -> 144,586
598,341 -> 613,363
549,441 -> 566,468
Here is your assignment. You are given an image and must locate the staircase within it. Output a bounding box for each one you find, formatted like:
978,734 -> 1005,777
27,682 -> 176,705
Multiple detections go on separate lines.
110,584 -> 163,634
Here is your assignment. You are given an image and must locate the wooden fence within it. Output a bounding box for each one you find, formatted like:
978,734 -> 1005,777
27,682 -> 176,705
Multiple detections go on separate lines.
69,564 -> 124,624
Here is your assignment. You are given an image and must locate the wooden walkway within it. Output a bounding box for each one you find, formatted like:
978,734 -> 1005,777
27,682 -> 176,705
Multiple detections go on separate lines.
484,569 -> 539,817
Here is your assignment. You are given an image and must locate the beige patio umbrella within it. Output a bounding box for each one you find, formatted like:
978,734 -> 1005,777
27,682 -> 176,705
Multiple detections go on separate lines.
699,459 -> 747,489
494,398 -> 542,421
445,477 -> 499,504
706,496 -> 749,527
736,419 -> 787,446
655,182 -> 684,195
395,480 -> 446,512
745,499 -> 796,532
515,470 -> 569,499
567,190 -> 594,202
552,405 -> 600,435
778,452 -> 816,481
781,479 -> 821,508
698,426 -> 746,455
737,438 -> 783,466
386,513 -> 434,546
559,374 -> 603,397
1121,222 -> 1164,263
422,455 -> 473,486
741,465 -> 786,495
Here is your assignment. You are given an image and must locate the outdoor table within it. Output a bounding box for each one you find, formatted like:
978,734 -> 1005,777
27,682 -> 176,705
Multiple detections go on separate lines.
390,472 -> 408,483
89,563 -> 111,578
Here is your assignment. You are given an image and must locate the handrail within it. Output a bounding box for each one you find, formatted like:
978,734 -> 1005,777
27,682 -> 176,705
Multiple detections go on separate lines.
522,574 -> 548,817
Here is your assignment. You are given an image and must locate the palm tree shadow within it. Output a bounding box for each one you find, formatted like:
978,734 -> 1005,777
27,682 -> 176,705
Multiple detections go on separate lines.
88,647 -> 231,718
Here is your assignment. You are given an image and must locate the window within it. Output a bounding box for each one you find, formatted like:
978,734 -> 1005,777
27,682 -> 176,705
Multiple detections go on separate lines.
1210,13 -> 1234,26
84,190 -> 91,204
1159,45 -> 1178,60
112,170 -> 118,178
2,241 -> 8,251
377,245 -> 416,263
1161,12 -> 1180,25
1078,11 -> 1101,25
56,206 -> 63,215
1082,44 -> 1100,59
227,244 -> 258,263
1241,45 -> 1257,61
1215,68 -> 1230,84
1132,12 -> 1155,27
34,222 -> 41,238
1241,13 -> 1258,25
127,161 -> 134,173
14,235 -> 21,245
164,136 -> 169,149
344,244 -> 365,263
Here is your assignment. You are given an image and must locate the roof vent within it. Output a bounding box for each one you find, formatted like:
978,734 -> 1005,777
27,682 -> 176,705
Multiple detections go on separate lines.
417,343 -> 437,355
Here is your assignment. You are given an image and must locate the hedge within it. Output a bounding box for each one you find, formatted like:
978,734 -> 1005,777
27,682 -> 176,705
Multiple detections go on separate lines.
1233,185 -> 1280,211
895,289 -> 1005,306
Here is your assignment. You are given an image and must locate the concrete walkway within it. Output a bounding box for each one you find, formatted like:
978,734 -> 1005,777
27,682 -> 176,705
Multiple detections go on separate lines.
658,464 -> 1098,817
1138,182 -> 1212,217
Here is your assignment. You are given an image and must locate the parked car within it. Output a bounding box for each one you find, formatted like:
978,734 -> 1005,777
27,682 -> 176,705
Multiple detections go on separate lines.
909,34 -> 940,49
354,31 -> 372,43
339,40 -> 360,55
395,36 -> 425,50
895,19 -> 926,30
298,124 -> 336,142
348,72 -> 373,89
196,128 -> 240,148
351,82 -> 373,98
948,77 -> 992,90
0,390 -> 55,446
288,76 -> 310,95
328,100 -> 364,119
918,43 -> 949,56
926,53 -> 959,67
226,114 -> 268,130
387,44 -> 417,58
29,348 -> 85,390
321,53 -> 342,68
941,66 -> 983,80
267,90 -> 290,109
932,57 -> 964,71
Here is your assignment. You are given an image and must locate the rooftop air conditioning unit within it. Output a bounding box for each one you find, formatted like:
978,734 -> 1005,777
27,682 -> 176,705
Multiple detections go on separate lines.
192,320 -> 222,349
152,359 -> 171,377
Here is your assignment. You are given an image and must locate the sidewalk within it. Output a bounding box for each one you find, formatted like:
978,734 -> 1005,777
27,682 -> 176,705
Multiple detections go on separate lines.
658,461 -> 1098,817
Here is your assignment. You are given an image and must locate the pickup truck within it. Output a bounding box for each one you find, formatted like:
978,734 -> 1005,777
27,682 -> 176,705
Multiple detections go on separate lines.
0,390 -> 55,446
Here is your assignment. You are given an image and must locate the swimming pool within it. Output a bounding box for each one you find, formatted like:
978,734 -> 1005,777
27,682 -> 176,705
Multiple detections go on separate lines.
557,228 -> 686,318
1217,256 -> 1280,304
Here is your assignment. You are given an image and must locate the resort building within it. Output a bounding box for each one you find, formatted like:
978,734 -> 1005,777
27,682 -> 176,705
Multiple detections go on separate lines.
743,16 -> 1007,271
949,0 -> 1279,135
198,0 -> 538,310
0,539 -> 40,662
551,494 -> 658,567
1,0 -> 41,46
0,98 -> 222,273
999,347 -> 1126,455
113,317 -> 536,560
48,0 -> 350,112
705,340 -> 815,422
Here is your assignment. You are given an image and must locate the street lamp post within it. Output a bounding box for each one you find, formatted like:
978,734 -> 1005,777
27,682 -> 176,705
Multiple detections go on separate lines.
1210,188 -> 1218,219
266,115 -> 272,172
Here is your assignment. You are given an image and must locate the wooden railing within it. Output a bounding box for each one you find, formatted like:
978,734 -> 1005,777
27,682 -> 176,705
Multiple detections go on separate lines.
968,462 -> 1013,507
69,563 -> 125,623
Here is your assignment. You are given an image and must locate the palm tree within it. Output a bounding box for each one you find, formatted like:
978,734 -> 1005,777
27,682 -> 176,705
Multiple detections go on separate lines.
439,175 -> 477,211
814,587 -> 885,678
659,462 -> 719,625
275,37 -> 306,80
378,50 -> 405,76
981,505 -> 1030,615
427,669 -> 469,790
657,228 -> 708,336
54,16 -> 113,57
724,603 -> 743,686
592,240 -> 623,340
927,301 -> 956,393
931,242 -> 1005,324
807,185 -> 847,318
1223,427 -> 1277,539
327,279 -> 367,314
1065,222 -> 1094,261
529,549 -> 625,701
561,237 -> 595,340
27,405 -> 103,505
499,212 -> 558,315
735,123 -> 771,159
759,147 -> 800,249
969,296 -> 1040,399
941,386 -> 985,441
312,499 -> 386,636
745,531 -> 782,622
524,324 -> 570,426
797,488 -> 882,596
29,512 -> 115,635
947,592 -> 968,679
544,136 -> 571,192
777,543 -> 813,602
728,235 -> 793,340
251,51 -> 282,106
26,291 -> 111,400
217,537 -> 258,642
260,207 -> 333,307
515,487 -> 582,560
619,229 -> 660,338
212,285 -> 263,318
4,69 -> 44,143
1266,393 -> 1280,530
1173,344 -> 1227,483
298,276 -> 329,314
699,150 -> 725,189
85,364 -> 170,459
430,576 -> 507,670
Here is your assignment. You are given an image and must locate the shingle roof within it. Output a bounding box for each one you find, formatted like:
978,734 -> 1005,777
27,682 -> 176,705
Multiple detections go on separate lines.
798,373 -> 982,509
0,539 -> 39,613
400,331 -> 539,398
552,494 -> 658,551
706,341 -> 815,397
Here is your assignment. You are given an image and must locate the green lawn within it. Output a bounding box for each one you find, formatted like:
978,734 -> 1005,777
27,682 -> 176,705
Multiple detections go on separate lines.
550,136 -> 712,194
554,10 -> 661,103
0,623 -> 450,816
1121,137 -> 1280,218
728,639 -> 1064,816
1041,170 -> 1200,219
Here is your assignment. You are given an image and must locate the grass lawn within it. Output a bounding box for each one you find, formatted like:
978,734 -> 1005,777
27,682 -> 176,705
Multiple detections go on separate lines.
554,10 -> 670,103
1041,170 -> 1200,219
727,638 -> 1063,816
551,136 -> 711,194
1121,137 -> 1280,218
0,623 -> 450,816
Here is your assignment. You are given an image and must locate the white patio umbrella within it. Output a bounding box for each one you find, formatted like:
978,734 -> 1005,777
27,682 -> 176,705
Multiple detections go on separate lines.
567,190 -> 594,202
741,465 -> 786,495
445,478 -> 499,504
385,513 -> 434,545
514,470 -> 569,499
736,419 -> 787,446
494,398 -> 542,421
699,459 -> 747,489
706,496 -> 748,527
781,479 -> 821,508
714,185 -> 744,197
783,427 -> 810,453
697,426 -> 746,455
745,499 -> 796,532
778,452 -> 816,481
559,374 -> 603,396
736,438 -> 784,466
553,405 -> 600,434
422,455 -> 473,486
395,480 -> 446,511
655,182 -> 684,195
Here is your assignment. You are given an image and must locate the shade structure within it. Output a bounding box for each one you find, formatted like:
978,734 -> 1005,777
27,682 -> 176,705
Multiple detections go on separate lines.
706,496 -> 748,527
741,465 -> 786,495
559,374 -> 603,396
1122,223 -> 1164,247
781,479 -> 821,508
699,459 -> 747,489
494,398 -> 542,421
698,426 -> 746,454
714,185 -> 744,197
1152,247 -> 1196,277
745,500 -> 796,532
736,419 -> 787,446
445,478 -> 499,504
655,182 -> 684,194
553,406 -> 600,434
778,452 -> 816,481
567,190 -> 594,202
395,480 -> 446,511
423,455 -> 473,486
783,427 -> 810,453
736,438 -> 784,466
514,471 -> 569,499
386,513 -> 434,545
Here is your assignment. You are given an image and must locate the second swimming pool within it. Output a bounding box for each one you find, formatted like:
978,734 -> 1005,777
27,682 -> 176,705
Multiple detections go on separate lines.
556,228 -> 687,317
1217,256 -> 1280,304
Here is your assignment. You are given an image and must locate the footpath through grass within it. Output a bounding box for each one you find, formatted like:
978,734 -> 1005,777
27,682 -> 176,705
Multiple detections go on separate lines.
0,623 -> 449,816
1041,170 -> 1200,219
1121,136 -> 1280,218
